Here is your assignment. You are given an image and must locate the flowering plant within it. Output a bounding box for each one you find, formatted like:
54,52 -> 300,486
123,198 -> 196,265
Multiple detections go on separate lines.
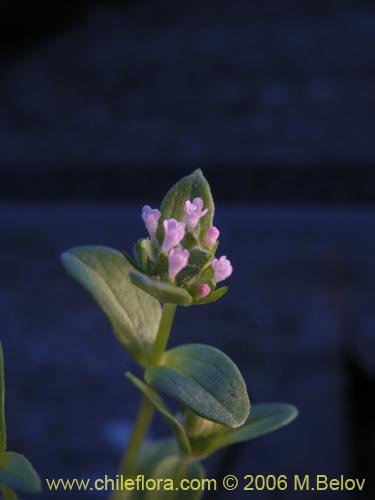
62,170 -> 298,499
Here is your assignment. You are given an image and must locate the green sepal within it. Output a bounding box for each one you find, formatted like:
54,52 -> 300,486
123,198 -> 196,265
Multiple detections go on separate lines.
145,344 -> 250,428
200,265 -> 214,282
153,252 -> 169,277
175,266 -> 199,288
129,271 -> 193,306
126,373 -> 191,455
181,232 -> 198,250
61,246 -> 162,366
188,403 -> 299,459
188,249 -> 210,269
0,452 -> 41,494
194,287 -> 228,305
157,170 -> 214,243
134,239 -> 155,274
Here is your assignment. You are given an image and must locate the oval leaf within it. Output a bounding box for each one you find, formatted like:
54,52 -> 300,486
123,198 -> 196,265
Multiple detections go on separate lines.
126,373 -> 191,455
129,272 -> 192,306
190,403 -> 299,458
61,246 -> 161,367
0,452 -> 41,493
145,344 -> 250,428
158,170 -> 214,241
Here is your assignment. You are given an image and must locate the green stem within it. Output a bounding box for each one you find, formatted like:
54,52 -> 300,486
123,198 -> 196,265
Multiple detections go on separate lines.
111,395 -> 154,500
111,303 -> 178,500
150,303 -> 177,364
119,395 -> 155,475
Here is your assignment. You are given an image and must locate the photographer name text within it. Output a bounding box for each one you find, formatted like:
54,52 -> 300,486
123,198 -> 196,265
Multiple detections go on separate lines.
221,474 -> 366,493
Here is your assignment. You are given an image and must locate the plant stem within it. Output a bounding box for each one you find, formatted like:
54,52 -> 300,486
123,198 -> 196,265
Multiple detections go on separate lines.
111,303 -> 178,500
111,395 -> 154,500
120,395 -> 155,475
150,303 -> 177,364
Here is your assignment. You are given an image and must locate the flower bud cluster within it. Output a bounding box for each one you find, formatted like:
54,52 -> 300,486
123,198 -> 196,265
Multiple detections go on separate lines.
138,197 -> 232,301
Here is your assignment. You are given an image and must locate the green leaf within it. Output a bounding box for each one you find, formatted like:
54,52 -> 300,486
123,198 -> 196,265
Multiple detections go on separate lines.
117,439 -> 205,500
0,452 -> 41,493
189,403 -> 299,458
145,344 -> 250,428
0,343 -> 6,453
0,486 -> 19,500
194,287 -> 228,305
126,373 -> 191,455
158,170 -> 214,242
61,246 -> 162,367
129,272 -> 192,306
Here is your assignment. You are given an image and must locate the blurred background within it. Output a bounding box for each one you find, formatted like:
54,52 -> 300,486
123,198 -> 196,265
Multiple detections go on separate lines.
1,0 -> 374,498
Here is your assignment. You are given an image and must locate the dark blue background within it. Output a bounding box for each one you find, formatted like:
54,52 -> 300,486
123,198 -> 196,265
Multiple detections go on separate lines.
0,1 -> 374,498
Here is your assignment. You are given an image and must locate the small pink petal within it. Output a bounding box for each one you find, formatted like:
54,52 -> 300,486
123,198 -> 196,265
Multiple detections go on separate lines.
212,256 -> 232,283
162,219 -> 186,252
204,226 -> 220,247
184,197 -> 208,232
141,205 -> 161,240
198,284 -> 211,299
168,248 -> 190,279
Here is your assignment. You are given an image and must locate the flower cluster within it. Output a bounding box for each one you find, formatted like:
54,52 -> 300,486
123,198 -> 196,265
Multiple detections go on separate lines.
138,197 -> 232,301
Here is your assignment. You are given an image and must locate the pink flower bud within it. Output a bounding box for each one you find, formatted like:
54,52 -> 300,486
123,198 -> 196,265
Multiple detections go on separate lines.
162,219 -> 186,253
184,197 -> 208,232
198,284 -> 211,299
168,248 -> 190,280
212,256 -> 232,283
141,205 -> 161,240
203,226 -> 220,248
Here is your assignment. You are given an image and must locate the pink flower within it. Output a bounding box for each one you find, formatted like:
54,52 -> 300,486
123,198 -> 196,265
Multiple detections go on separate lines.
141,205 -> 161,240
212,256 -> 232,283
184,197 -> 208,232
203,226 -> 220,248
168,248 -> 190,280
198,284 -> 211,299
162,219 -> 186,253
